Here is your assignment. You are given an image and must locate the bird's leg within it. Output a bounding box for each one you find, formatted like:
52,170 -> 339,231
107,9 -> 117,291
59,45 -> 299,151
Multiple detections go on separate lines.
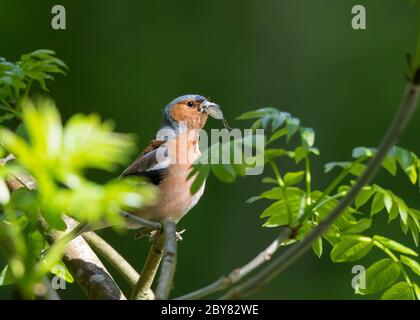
134,228 -> 159,241
135,228 -> 186,241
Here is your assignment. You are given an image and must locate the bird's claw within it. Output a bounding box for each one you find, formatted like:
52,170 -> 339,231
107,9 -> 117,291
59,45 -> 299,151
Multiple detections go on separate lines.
134,229 -> 159,241
134,228 -> 186,241
176,229 -> 186,241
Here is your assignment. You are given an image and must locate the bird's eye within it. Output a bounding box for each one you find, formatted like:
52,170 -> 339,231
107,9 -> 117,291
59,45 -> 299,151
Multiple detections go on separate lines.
187,101 -> 195,107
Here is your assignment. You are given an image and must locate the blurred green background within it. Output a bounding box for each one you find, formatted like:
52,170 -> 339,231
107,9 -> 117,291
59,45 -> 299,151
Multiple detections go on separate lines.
1,0 -> 419,299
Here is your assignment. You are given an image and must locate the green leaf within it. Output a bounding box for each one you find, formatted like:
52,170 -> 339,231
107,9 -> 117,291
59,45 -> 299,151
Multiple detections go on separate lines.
343,218 -> 372,234
370,192 -> 385,216
337,185 -> 351,194
324,161 -> 351,174
309,147 -> 320,156
10,188 -> 40,223
246,196 -> 261,204
300,127 -> 315,147
18,49 -> 67,92
261,200 -> 288,219
408,218 -> 419,247
262,210 -> 289,227
264,148 -> 294,162
259,187 -> 282,200
382,157 -> 397,176
23,98 -> 63,157
0,265 -> 14,286
395,148 -> 417,184
50,261 -> 74,283
361,258 -> 401,295
312,237 -> 323,258
261,193 -> 304,226
294,146 -> 306,163
62,112 -> 136,171
261,114 -> 271,129
349,164 -> 367,177
236,108 -> 278,120
401,219 -> 409,234
284,171 -> 304,186
271,112 -> 289,131
41,208 -> 67,231
262,177 -> 277,184
400,256 -> 420,276
0,113 -> 16,124
0,178 -> 10,204
381,282 -> 415,300
388,202 -> 399,222
383,192 -> 393,213
352,147 -> 375,159
258,187 -> 304,202
324,161 -> 366,177
355,186 -> 376,209
267,127 -> 287,144
374,236 -> 418,257
397,199 -> 409,225
330,235 -> 374,262
286,117 -> 300,141
414,283 -> 420,300
211,164 -> 236,183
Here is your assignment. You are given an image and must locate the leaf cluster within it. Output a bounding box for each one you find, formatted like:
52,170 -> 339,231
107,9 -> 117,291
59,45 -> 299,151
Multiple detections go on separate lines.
0,52 -> 157,298
200,106 -> 420,300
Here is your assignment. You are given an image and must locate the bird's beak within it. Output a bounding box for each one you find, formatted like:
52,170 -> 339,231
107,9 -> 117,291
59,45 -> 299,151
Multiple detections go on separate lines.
200,100 -> 224,120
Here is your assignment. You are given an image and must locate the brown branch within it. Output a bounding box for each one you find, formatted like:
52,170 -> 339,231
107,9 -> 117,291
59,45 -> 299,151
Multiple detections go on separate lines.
40,216 -> 127,300
82,231 -> 139,288
4,165 -> 126,300
82,231 -> 155,300
175,227 -> 291,300
131,232 -> 165,300
82,232 -> 138,287
220,81 -> 420,299
155,219 -> 177,300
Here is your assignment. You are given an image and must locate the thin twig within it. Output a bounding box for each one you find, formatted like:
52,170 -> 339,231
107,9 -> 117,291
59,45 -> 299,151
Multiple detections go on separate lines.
175,227 -> 291,300
120,210 -> 161,230
81,232 -> 137,287
131,232 -> 165,300
155,218 -> 177,300
220,81 -> 420,299
82,231 -> 155,299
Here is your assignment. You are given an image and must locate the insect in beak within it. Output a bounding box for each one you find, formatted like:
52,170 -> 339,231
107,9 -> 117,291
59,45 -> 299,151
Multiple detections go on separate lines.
200,100 -> 232,130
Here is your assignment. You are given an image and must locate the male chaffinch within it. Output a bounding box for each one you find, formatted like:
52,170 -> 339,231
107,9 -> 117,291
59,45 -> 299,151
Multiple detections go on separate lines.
70,95 -> 224,239
121,94 -> 223,227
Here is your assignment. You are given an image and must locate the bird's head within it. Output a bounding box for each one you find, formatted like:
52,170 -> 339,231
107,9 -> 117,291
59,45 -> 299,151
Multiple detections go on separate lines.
161,94 -> 224,131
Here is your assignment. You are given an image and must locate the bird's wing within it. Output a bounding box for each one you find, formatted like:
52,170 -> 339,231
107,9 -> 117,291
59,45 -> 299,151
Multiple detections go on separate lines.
120,139 -> 169,185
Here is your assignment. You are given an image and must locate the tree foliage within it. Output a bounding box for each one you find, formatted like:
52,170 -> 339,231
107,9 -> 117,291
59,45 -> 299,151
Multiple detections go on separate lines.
0,50 -> 157,298
0,48 -> 419,300
192,107 -> 420,300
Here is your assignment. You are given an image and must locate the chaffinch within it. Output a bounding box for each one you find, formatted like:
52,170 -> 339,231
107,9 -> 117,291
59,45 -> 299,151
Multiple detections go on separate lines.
69,95 -> 224,239
121,94 -> 223,226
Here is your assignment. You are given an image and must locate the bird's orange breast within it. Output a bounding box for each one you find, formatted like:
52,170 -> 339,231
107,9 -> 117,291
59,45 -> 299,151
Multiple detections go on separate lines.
134,132 -> 205,223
